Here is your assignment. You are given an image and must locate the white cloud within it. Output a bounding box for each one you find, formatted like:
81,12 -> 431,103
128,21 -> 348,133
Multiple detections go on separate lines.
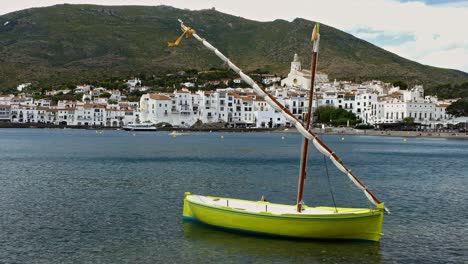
1,0 -> 467,72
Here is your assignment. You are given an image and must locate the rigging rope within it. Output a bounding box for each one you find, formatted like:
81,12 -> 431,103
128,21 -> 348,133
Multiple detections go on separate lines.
323,154 -> 338,213
312,93 -> 337,212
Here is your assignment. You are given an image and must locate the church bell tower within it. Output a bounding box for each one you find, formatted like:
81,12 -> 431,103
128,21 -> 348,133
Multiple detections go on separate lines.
291,53 -> 302,72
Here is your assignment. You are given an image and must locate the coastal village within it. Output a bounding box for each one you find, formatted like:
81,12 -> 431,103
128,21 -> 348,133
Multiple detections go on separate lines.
0,54 -> 465,130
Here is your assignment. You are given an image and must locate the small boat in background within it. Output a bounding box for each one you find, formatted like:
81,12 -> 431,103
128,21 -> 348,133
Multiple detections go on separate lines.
123,123 -> 157,131
169,131 -> 190,137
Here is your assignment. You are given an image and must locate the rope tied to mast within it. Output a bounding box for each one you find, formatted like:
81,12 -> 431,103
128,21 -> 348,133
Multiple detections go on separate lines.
168,26 -> 196,47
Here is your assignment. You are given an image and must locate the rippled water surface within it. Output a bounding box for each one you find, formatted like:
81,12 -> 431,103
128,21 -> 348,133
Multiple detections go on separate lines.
0,129 -> 466,263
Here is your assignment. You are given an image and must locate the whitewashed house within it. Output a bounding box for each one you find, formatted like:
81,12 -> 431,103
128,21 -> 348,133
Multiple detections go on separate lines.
0,105 -> 11,122
140,93 -> 172,125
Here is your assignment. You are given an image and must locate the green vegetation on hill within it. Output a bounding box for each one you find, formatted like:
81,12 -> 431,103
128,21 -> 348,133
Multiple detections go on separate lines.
446,98 -> 468,117
425,82 -> 468,99
0,4 -> 467,96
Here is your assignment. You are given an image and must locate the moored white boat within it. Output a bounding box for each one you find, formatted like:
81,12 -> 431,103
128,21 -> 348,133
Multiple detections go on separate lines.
122,123 -> 157,131
169,131 -> 191,136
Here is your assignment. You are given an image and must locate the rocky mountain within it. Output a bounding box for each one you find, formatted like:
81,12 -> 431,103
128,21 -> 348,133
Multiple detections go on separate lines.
0,4 -> 467,90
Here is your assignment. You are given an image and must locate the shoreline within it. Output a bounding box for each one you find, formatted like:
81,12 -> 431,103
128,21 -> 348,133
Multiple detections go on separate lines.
288,128 -> 468,139
0,122 -> 276,133
1,123 -> 467,139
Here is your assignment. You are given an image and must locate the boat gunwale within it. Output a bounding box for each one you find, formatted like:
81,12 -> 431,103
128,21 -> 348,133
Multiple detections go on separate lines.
187,195 -> 383,220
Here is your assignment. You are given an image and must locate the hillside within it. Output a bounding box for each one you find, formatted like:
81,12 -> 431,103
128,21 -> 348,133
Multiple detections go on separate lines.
1,4 -> 467,91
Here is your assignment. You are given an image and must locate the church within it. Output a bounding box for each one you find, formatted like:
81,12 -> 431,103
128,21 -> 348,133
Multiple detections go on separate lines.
281,53 -> 329,90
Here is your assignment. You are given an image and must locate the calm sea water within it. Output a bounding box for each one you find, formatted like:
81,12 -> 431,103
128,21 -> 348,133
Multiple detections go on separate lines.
0,129 -> 466,263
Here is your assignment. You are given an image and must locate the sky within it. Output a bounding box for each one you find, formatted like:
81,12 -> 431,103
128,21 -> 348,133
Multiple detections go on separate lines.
1,0 -> 468,73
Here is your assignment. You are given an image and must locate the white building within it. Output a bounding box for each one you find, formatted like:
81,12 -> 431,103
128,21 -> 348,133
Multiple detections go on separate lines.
127,78 -> 141,88
181,82 -> 195,88
373,87 -> 451,128
75,85 -> 91,94
0,105 -> 11,122
17,83 -> 31,92
253,98 -> 286,128
281,53 -> 328,90
140,90 -> 200,127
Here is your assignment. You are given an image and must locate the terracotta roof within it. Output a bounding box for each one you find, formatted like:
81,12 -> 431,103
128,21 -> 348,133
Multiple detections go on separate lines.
175,90 -> 190,94
228,92 -> 241,99
436,103 -> 450,107
149,94 -> 171,100
83,104 -> 106,108
0,105 -> 11,108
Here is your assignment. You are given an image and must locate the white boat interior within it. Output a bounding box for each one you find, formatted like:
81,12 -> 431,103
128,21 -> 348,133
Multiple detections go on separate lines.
189,195 -> 371,216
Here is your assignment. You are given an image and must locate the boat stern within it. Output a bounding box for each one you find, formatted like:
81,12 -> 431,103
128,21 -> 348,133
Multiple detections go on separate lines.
183,192 -> 196,221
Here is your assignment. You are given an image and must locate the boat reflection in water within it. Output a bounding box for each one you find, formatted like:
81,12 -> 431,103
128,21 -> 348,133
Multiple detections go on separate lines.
183,221 -> 382,263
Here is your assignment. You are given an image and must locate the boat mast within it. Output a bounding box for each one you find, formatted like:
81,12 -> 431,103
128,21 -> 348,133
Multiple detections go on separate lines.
169,20 -> 388,213
297,24 -> 320,212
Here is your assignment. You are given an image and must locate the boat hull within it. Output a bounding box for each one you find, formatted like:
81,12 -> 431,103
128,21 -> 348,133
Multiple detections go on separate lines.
183,193 -> 384,241
122,127 -> 157,131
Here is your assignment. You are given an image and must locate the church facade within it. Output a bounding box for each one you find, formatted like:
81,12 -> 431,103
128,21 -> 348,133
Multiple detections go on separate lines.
281,53 -> 328,90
